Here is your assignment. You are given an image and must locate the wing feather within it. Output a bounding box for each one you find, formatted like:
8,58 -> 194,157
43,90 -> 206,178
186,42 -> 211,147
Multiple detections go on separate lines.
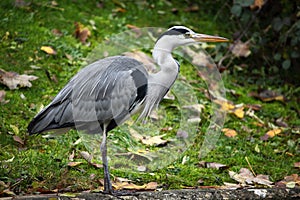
28,56 -> 148,134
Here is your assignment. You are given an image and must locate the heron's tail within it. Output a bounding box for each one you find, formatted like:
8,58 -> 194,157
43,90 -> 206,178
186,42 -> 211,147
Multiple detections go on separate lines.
27,101 -> 74,135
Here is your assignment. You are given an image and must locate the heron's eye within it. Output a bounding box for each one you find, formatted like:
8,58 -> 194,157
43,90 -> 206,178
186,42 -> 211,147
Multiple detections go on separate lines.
184,32 -> 191,38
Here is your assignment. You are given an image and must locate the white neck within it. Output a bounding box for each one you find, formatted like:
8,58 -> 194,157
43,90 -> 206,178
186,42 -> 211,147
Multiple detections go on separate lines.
152,37 -> 179,74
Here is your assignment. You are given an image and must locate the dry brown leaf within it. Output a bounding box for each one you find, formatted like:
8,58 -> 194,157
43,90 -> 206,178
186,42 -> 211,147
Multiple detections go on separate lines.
266,128 -> 282,138
67,161 -> 82,167
250,0 -> 265,10
294,162 -> 300,168
13,135 -> 24,145
74,22 -> 91,44
230,40 -> 251,57
276,174 -> 300,188
41,46 -> 57,55
69,150 -> 75,161
79,151 -> 102,168
129,128 -> 144,141
275,118 -> 288,128
113,7 -> 126,13
182,104 -> 204,115
184,4 -> 199,12
141,134 -> 168,146
198,161 -> 228,169
0,68 -> 38,90
0,90 -> 8,104
229,168 -> 273,186
51,29 -> 63,36
249,90 -> 285,102
246,104 -> 262,111
112,181 -> 157,191
222,128 -> 238,138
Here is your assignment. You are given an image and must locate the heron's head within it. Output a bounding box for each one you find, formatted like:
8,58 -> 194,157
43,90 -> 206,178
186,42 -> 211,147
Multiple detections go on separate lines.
156,26 -> 229,49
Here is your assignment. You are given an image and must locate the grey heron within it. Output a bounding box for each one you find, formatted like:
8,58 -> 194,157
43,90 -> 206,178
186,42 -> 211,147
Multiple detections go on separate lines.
28,26 -> 228,194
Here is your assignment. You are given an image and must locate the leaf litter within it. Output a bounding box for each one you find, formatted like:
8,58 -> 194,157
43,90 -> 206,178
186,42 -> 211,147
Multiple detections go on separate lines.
0,68 -> 38,90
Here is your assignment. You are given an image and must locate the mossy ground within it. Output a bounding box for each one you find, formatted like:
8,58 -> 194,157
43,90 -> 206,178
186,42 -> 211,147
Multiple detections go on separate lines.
0,0 -> 299,196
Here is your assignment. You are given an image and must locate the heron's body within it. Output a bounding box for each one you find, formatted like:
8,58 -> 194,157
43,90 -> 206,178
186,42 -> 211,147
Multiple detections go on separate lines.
28,56 -> 151,134
28,26 -> 228,194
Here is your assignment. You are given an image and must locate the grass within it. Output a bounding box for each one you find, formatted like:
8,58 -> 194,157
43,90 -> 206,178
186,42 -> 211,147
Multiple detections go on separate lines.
0,0 -> 299,196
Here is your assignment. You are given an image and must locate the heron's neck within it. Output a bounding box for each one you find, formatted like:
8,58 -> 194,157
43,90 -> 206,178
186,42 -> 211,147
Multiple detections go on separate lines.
152,40 -> 178,74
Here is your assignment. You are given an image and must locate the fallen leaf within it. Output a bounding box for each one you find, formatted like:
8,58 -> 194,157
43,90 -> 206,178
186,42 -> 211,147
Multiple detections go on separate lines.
74,22 -> 91,44
2,189 -> 16,196
0,68 -> 38,90
294,162 -> 300,168
266,128 -> 282,138
141,134 -> 168,146
275,118 -> 288,127
248,89 -> 285,102
250,0 -> 265,10
230,40 -> 251,57
137,165 -> 147,172
182,104 -> 204,115
113,7 -> 126,13
246,104 -> 262,111
80,151 -> 92,162
214,99 -> 245,118
41,46 -> 57,55
184,4 -> 199,12
80,151 -> 103,168
0,90 -> 9,104
2,156 -> 14,163
222,128 -> 238,138
233,106 -> 245,118
275,174 -> 300,188
10,125 -> 19,135
69,150 -> 75,161
129,128 -> 144,141
222,182 -> 242,189
112,181 -> 157,191
67,161 -> 82,167
161,127 -> 173,131
51,29 -> 63,36
229,168 -> 273,186
115,177 -> 132,183
198,161 -> 228,169
13,135 -> 24,145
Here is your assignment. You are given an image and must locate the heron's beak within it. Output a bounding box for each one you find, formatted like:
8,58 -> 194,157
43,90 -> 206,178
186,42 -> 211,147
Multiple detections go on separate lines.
191,33 -> 229,43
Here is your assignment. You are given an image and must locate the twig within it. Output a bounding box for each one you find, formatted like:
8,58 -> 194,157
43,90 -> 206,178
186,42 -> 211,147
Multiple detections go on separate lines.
245,156 -> 256,176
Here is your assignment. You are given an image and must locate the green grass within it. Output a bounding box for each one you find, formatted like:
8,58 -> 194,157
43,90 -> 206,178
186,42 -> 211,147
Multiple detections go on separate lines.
0,0 -> 299,196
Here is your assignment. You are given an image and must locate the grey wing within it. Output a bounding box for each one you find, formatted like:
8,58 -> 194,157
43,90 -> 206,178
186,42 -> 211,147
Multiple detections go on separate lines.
28,56 -> 148,134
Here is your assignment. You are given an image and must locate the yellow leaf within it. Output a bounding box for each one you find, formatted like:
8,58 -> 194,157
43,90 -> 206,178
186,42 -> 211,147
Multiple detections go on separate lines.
266,128 -> 282,138
233,106 -> 245,118
250,0 -> 265,10
141,134 -> 168,146
41,46 -> 57,55
10,124 -> 19,135
67,161 -> 82,167
214,99 -> 235,111
222,128 -> 238,138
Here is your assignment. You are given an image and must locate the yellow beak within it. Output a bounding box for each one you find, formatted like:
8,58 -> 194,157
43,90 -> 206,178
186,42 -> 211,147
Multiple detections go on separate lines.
191,33 -> 229,43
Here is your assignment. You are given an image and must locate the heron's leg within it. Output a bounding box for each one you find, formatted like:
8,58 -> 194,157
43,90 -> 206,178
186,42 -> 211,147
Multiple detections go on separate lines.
100,125 -> 113,194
